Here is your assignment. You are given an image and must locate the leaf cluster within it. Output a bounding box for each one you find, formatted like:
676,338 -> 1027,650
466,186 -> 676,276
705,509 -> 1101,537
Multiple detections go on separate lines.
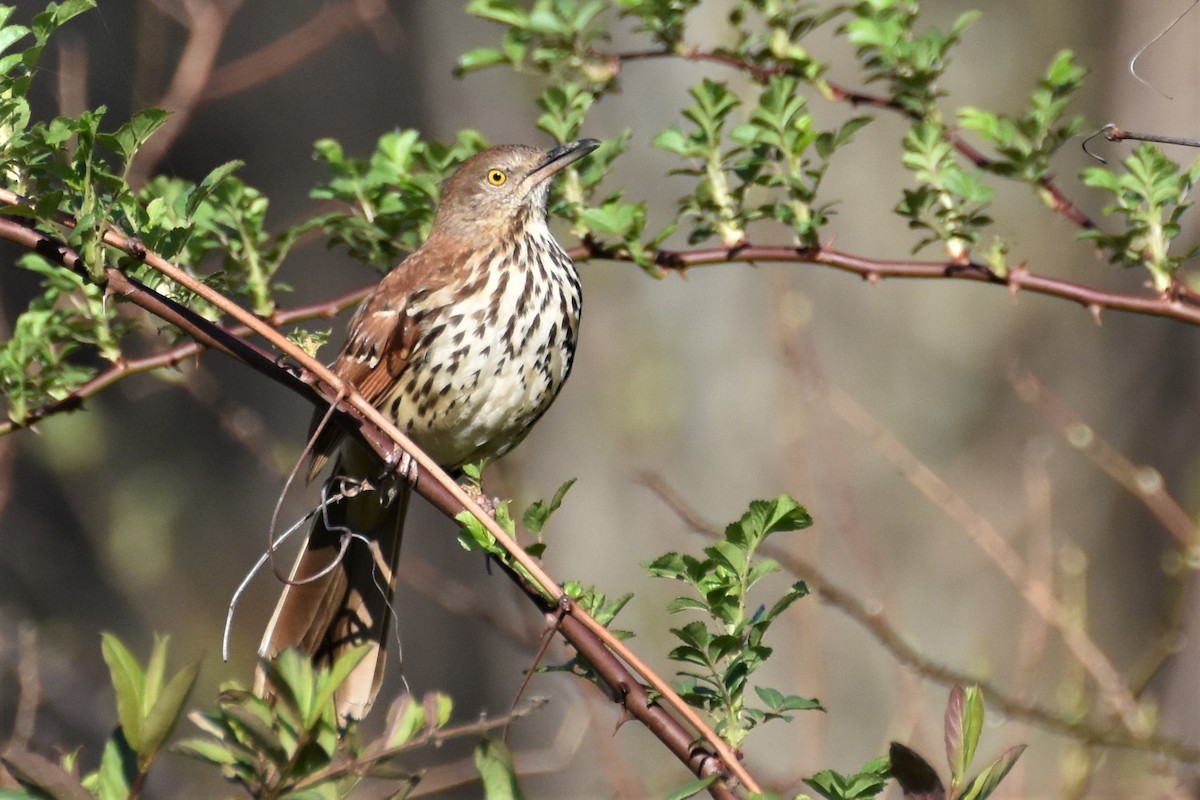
887,685 -> 1025,800
645,494 -> 819,749
842,0 -> 979,116
0,3 -> 301,420
800,756 -> 890,800
958,50 -> 1086,185
895,121 -> 993,260
654,77 -> 864,250
1082,144 -> 1200,292
1,634 -> 200,800
178,647 -> 462,799
309,129 -> 489,270
458,0 -> 616,90
724,0 -> 840,84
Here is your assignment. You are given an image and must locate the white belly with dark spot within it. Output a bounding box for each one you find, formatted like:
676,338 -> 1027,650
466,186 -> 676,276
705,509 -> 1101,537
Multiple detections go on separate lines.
386,230 -> 580,469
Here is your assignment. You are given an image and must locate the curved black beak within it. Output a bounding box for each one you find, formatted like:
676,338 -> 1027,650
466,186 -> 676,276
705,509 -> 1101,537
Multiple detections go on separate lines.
529,138 -> 602,183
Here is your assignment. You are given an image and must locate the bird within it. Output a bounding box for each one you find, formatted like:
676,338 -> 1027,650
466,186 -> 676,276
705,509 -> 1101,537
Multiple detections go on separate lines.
256,138 -> 601,722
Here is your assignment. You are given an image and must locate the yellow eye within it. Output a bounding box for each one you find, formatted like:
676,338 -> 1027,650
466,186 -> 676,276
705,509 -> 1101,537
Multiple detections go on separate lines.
486,168 -> 507,186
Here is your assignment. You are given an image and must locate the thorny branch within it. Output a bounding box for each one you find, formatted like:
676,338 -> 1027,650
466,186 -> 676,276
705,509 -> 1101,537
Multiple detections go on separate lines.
0,285 -> 372,437
571,241 -> 1200,327
0,209 -> 752,798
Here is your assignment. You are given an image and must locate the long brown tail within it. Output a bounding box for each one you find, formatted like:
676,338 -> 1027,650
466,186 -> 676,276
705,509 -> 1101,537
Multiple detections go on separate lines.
256,450 -> 408,722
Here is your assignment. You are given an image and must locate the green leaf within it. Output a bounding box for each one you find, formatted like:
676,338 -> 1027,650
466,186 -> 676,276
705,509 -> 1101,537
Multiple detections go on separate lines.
309,644 -> 370,728
523,478 -> 575,534
945,684 -> 984,788
384,695 -> 428,748
139,656 -> 200,763
431,691 -> 453,727
93,732 -> 137,800
42,0 -> 97,34
474,739 -> 525,800
754,685 -> 823,713
706,539 -> 747,575
172,737 -> 238,767
100,633 -> 146,753
666,596 -> 709,614
457,47 -> 509,72
804,755 -> 891,800
466,0 -> 529,27
764,581 -> 809,622
187,159 -> 244,217
652,127 -> 694,157
958,745 -> 1026,800
279,648 -> 319,720
0,24 -> 30,58
663,775 -> 718,800
98,107 -> 169,162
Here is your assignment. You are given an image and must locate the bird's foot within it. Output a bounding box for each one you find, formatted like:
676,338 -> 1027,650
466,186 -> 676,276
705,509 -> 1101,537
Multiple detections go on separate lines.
377,447 -> 417,505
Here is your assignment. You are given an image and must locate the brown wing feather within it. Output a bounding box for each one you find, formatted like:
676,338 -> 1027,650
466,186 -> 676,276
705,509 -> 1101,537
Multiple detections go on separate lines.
305,240 -> 462,479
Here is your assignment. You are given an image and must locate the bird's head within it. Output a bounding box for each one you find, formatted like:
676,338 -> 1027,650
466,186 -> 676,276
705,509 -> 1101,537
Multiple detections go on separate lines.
431,138 -> 600,243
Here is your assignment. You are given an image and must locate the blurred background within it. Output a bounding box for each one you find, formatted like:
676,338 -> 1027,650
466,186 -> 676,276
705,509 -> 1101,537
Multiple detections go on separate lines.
2,1 -> 1200,797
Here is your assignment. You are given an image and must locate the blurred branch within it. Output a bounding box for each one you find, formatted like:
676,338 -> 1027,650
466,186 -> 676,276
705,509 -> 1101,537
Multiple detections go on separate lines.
11,623 -> 40,751
130,0 -> 244,186
400,552 -> 540,648
53,35 -> 88,120
0,208 -> 754,798
1008,366 -> 1200,547
640,474 -> 1200,762
1008,365 -> 1199,694
822,384 -> 1152,739
1014,451 -> 1056,721
571,241 -> 1200,327
203,0 -> 403,101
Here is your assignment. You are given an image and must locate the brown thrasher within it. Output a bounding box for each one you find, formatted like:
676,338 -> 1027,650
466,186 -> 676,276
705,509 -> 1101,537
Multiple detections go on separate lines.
257,138 -> 600,721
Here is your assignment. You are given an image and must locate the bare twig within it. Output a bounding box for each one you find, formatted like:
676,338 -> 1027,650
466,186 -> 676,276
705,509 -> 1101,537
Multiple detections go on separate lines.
1082,123 -> 1200,164
288,695 -> 551,791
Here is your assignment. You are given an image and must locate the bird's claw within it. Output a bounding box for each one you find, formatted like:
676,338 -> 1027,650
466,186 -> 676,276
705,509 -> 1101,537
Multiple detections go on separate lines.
378,447 -> 418,505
